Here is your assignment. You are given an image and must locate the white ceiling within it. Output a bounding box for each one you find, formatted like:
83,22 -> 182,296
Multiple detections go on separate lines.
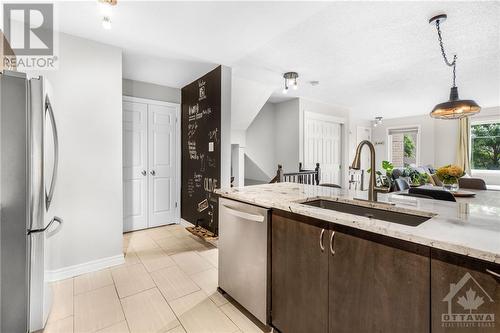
56,1 -> 500,120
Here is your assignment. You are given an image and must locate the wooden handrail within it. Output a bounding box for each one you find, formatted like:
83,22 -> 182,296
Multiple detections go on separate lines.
270,164 -> 283,183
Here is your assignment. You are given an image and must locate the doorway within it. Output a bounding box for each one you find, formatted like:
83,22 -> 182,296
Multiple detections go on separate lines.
303,112 -> 343,185
122,96 -> 181,232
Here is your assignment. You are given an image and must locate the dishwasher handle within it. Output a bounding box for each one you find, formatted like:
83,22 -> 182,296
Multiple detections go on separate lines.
222,205 -> 265,222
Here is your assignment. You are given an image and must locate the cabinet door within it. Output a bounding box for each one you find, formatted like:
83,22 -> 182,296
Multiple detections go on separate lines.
329,229 -> 430,333
431,249 -> 500,333
271,212 -> 329,333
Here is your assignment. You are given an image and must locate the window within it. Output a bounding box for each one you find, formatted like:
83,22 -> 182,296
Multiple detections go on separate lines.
387,126 -> 419,168
470,121 -> 500,171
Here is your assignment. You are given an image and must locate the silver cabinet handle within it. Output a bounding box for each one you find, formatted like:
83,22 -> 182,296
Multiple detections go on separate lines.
486,269 -> 500,278
330,231 -> 335,255
141,170 -> 147,176
150,170 -> 156,176
28,216 -> 63,235
45,96 -> 58,211
319,229 -> 325,251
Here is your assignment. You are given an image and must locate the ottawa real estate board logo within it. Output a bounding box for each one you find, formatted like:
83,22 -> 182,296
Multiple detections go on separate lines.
442,272 -> 495,329
2,3 -> 58,70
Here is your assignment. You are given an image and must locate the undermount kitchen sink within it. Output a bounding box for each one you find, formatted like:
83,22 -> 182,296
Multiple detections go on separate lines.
302,199 -> 432,227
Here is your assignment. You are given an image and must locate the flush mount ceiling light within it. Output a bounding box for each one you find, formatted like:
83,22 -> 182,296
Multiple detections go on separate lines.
102,16 -> 112,30
373,117 -> 383,127
429,14 -> 481,119
282,72 -> 299,94
98,0 -> 117,30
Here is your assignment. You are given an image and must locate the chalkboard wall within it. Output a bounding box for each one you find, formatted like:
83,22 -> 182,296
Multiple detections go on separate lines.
181,66 -> 221,234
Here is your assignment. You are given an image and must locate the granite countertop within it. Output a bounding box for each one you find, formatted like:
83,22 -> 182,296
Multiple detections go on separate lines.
215,182 -> 500,264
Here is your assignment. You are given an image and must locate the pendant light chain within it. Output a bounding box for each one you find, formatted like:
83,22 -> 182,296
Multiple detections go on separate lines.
436,20 -> 457,87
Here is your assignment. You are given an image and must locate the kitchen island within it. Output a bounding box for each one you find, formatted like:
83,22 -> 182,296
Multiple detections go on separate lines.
216,182 -> 500,333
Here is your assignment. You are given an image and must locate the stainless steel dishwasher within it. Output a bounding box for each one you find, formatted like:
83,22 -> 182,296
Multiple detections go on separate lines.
218,198 -> 270,325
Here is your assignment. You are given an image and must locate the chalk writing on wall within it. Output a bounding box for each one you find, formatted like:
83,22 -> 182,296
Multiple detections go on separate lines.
181,66 -> 221,235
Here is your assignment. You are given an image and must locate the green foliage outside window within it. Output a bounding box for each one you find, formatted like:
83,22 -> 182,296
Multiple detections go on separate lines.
404,134 -> 415,158
471,123 -> 500,170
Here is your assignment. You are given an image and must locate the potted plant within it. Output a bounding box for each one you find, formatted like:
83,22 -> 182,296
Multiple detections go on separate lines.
368,161 -> 394,191
436,165 -> 465,191
403,167 -> 430,186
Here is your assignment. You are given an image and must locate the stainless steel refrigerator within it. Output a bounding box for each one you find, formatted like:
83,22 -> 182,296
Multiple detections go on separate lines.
1,70 -> 63,332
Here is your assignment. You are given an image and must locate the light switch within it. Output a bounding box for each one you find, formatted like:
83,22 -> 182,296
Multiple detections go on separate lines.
208,142 -> 214,152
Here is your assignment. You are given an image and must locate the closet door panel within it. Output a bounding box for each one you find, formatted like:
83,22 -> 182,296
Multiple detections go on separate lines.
123,101 -> 148,232
148,104 -> 177,227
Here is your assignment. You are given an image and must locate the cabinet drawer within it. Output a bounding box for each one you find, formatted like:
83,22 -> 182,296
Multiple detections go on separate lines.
431,249 -> 500,333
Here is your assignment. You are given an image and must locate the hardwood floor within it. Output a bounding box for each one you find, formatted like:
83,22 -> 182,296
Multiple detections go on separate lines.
43,224 -> 268,333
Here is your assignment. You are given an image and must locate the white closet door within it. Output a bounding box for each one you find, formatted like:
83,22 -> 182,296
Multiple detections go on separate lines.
304,115 -> 342,185
123,101 -> 148,232
148,104 -> 177,227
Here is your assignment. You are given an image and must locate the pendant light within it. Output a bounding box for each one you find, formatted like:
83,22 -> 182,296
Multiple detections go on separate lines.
429,14 -> 480,119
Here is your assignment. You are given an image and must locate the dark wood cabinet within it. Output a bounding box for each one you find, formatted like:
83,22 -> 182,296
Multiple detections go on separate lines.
270,210 -> 499,333
329,227 -> 430,333
271,211 -> 429,333
431,249 -> 500,333
271,211 -> 329,333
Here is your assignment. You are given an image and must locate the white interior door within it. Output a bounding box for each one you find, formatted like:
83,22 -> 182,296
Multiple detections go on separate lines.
148,104 -> 177,227
123,101 -> 148,232
304,113 -> 342,185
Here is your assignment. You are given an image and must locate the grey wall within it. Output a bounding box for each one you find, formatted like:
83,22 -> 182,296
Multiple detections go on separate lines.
245,102 -> 277,181
122,78 -> 180,103
275,99 -> 301,173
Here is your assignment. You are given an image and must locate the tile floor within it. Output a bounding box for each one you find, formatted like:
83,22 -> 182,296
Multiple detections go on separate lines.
43,224 -> 269,333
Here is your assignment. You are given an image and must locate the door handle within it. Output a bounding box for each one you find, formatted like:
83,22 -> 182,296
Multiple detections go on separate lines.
28,216 -> 63,235
319,229 -> 325,251
330,231 -> 335,255
45,96 -> 59,211
150,170 -> 156,176
141,170 -> 147,176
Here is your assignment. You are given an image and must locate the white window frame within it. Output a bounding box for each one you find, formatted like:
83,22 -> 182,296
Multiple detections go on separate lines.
470,118 -> 500,174
386,125 -> 421,167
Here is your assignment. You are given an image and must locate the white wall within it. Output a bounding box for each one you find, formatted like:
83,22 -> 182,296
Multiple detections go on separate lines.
231,76 -> 274,131
245,102 -> 277,181
122,78 -> 180,103
29,33 -> 123,273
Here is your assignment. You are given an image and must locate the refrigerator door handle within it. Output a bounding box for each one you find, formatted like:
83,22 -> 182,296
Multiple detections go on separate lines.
45,96 -> 59,210
28,216 -> 63,235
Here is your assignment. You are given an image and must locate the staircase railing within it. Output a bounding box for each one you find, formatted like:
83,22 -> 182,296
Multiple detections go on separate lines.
270,163 -> 320,185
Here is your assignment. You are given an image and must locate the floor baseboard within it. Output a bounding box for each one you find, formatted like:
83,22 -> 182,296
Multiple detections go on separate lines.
46,254 -> 125,282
